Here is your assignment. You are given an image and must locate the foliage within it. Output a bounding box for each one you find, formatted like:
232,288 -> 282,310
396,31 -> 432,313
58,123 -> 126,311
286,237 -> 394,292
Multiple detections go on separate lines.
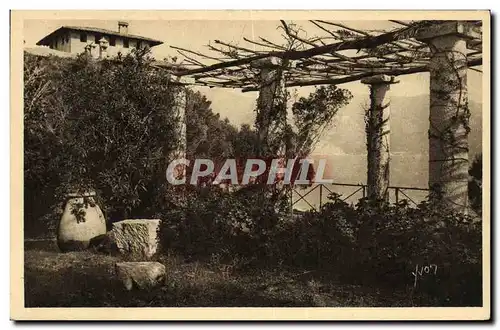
159,190 -> 482,306
231,124 -> 260,158
24,50 -> 230,235
185,91 -> 238,161
236,84 -> 353,207
291,196 -> 481,306
290,85 -> 353,156
159,186 -> 290,260
468,154 -> 482,215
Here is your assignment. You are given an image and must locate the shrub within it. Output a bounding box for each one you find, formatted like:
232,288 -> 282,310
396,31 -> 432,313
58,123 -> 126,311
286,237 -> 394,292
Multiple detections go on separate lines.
159,185 -> 290,262
159,189 -> 482,306
24,50 -> 183,235
469,154 -> 482,215
24,49 -> 260,237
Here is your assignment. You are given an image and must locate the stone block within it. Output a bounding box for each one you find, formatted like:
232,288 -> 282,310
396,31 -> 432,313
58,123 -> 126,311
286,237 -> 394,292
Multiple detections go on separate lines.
115,262 -> 166,290
108,219 -> 161,258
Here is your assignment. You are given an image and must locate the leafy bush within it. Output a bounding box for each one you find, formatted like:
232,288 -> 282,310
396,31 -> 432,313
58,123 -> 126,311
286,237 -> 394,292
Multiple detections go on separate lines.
469,154 -> 482,215
24,50 -> 187,235
159,185 -> 289,261
159,190 -> 482,306
24,50 -> 271,237
283,196 -> 481,306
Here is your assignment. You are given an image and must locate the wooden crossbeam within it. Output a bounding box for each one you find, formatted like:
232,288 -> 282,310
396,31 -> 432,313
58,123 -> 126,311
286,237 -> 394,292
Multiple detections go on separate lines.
174,21 -> 439,77
280,20 -> 353,63
316,20 -> 428,53
322,43 -> 430,66
259,37 -> 288,50
175,50 -> 205,67
167,20 -> 482,91
191,66 -> 247,79
389,20 -> 411,26
311,20 -> 409,62
316,20 -> 367,36
171,45 -> 231,62
193,80 -> 243,88
241,56 -> 482,91
193,70 -> 252,85
285,56 -> 483,88
150,61 -> 190,72
214,39 -> 263,55
309,20 -> 342,39
207,44 -> 242,59
243,37 -> 284,51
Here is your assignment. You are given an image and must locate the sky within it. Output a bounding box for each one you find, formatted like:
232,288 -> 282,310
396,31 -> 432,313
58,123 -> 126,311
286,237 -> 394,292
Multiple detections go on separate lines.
23,19 -> 484,199
23,19 -> 483,119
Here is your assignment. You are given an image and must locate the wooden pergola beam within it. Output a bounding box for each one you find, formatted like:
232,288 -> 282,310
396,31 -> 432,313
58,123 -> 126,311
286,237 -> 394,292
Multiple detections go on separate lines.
174,21 -> 448,77
309,20 -> 342,40
214,39 -> 263,55
389,19 -> 411,26
170,45 -> 232,62
280,20 -> 354,63
243,37 -> 285,50
314,20 -> 429,55
241,56 -> 482,91
161,21 -> 482,90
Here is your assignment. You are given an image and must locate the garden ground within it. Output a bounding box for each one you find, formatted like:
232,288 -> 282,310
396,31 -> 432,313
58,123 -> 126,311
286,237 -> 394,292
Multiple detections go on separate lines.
24,239 -> 422,307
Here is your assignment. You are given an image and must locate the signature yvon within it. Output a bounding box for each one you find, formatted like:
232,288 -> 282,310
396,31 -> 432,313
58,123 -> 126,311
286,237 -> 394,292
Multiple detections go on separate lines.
412,264 -> 438,287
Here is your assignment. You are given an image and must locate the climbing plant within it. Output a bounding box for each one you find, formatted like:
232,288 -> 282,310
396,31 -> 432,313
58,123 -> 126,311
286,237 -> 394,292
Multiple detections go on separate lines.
427,43 -> 471,211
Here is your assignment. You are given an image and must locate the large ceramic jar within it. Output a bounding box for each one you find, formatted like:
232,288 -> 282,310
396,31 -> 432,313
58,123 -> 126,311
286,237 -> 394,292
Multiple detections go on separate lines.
57,191 -> 106,252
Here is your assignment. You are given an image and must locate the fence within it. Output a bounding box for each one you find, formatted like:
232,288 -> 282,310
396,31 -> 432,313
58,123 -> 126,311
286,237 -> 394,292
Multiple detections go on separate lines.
291,182 -> 429,211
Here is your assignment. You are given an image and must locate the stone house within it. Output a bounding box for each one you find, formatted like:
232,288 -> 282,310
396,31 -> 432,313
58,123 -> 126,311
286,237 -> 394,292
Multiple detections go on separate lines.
35,21 -> 163,58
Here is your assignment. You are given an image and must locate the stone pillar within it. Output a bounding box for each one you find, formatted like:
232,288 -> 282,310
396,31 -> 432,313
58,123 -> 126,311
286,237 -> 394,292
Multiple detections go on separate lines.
166,75 -> 193,206
169,77 -> 190,182
98,38 -> 109,59
251,57 -> 287,158
361,75 -> 399,201
166,76 -> 194,178
171,84 -> 187,162
85,43 -> 98,58
416,21 -> 481,213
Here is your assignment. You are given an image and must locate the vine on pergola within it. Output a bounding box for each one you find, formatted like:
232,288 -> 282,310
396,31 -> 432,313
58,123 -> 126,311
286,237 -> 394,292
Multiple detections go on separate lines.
153,19 -> 482,91
152,19 -> 482,209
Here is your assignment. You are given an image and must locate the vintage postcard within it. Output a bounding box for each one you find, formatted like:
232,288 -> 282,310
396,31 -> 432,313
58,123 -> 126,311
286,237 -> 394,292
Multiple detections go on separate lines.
10,10 -> 490,320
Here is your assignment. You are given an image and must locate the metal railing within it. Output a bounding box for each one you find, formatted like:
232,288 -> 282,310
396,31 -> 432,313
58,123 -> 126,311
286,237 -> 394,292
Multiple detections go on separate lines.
291,182 -> 429,211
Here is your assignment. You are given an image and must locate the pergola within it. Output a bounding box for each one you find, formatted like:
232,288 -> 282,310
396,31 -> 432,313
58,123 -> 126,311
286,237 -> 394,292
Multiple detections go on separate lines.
158,20 -> 483,213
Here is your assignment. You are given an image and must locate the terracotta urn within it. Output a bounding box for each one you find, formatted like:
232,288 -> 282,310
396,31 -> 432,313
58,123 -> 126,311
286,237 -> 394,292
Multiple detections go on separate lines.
57,191 -> 106,252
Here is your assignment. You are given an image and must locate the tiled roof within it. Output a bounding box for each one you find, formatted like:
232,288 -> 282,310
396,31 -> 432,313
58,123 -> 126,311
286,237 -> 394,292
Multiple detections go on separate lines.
36,26 -> 163,47
24,46 -> 77,58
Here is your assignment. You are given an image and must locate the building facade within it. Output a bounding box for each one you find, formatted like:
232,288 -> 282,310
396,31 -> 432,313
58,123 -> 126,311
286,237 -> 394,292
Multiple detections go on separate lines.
36,21 -> 163,58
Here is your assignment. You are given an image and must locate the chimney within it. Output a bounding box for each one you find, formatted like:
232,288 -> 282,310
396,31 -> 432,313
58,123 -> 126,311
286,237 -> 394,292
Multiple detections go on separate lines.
118,21 -> 129,35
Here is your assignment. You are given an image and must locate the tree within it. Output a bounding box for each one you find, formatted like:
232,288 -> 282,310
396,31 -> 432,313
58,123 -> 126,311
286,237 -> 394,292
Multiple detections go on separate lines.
24,49 -> 182,234
290,85 -> 353,157
185,90 -> 237,161
24,53 -> 69,235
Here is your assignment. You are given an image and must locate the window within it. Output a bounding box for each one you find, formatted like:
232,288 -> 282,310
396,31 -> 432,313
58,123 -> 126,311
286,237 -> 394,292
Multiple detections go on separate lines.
80,33 -> 87,42
95,34 -> 102,43
109,36 -> 116,46
123,39 -> 129,48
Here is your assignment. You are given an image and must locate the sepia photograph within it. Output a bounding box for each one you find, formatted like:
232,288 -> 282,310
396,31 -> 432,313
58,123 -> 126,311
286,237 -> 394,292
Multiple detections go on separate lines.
10,10 -> 490,320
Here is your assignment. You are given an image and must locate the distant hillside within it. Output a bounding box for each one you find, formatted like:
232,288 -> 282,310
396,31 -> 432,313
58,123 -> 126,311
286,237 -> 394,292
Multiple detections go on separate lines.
295,95 -> 484,210
390,95 -> 482,157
